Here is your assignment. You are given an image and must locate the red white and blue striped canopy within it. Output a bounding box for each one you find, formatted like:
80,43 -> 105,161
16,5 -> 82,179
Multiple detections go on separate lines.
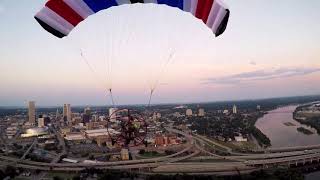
35,0 -> 230,38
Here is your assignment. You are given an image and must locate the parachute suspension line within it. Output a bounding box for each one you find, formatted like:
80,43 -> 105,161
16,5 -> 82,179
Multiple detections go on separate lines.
147,88 -> 155,107
108,88 -> 116,107
150,49 -> 175,91
147,49 -> 176,106
103,14 -> 109,90
106,16 -> 112,91
106,15 -> 134,107
80,49 -> 94,74
103,13 -> 116,107
79,49 -> 105,85
146,8 -> 177,106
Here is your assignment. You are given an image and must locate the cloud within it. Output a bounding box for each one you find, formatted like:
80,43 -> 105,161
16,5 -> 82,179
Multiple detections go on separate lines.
160,83 -> 169,86
203,67 -> 320,85
249,61 -> 257,65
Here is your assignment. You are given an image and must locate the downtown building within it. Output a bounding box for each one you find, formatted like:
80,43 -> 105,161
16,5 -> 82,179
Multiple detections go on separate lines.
83,107 -> 91,123
186,109 -> 193,116
198,108 -> 205,117
28,101 -> 36,125
63,104 -> 72,123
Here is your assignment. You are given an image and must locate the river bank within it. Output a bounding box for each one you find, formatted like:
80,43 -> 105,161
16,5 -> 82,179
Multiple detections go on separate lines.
255,105 -> 320,148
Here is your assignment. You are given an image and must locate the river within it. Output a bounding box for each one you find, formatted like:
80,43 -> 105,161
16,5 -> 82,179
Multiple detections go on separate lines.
255,105 -> 320,148
255,105 -> 320,179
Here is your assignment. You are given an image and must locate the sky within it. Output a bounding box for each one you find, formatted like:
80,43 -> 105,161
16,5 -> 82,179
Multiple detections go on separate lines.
0,0 -> 320,106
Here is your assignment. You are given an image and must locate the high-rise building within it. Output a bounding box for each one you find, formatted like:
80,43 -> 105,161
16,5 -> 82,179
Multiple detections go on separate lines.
55,109 -> 60,120
28,101 -> 36,124
84,107 -> 91,115
233,105 -> 237,114
186,109 -> 193,116
63,104 -> 67,119
109,108 -> 118,122
40,114 -> 50,126
198,108 -> 205,117
38,118 -> 45,127
63,104 -> 72,122
83,107 -> 91,123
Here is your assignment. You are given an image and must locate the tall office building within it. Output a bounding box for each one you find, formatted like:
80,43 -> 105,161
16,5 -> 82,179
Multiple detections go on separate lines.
55,109 -> 60,120
198,108 -> 205,117
63,104 -> 72,122
83,107 -> 91,123
28,101 -> 36,124
63,104 -> 67,117
186,109 -> 193,116
233,105 -> 237,114
84,107 -> 91,115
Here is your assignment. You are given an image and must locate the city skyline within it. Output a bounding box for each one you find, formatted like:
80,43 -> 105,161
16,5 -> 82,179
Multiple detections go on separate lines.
1,0 -> 320,106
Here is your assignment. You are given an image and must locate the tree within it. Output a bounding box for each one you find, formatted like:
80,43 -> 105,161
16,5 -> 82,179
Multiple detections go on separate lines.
53,176 -> 63,180
72,175 -> 81,180
139,149 -> 145,154
89,155 -> 95,160
0,170 -> 5,180
4,165 -> 17,178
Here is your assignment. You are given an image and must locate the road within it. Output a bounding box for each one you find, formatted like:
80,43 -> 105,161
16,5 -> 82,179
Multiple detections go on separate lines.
50,126 -> 66,163
20,138 -> 37,160
2,126 -> 320,175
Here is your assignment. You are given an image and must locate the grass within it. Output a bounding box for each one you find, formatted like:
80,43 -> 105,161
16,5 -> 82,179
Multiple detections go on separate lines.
232,141 -> 257,151
138,151 -> 164,158
44,172 -> 78,179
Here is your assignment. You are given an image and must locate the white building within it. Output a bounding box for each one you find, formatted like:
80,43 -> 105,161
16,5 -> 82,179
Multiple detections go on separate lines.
233,105 -> 237,114
38,118 -> 45,127
257,105 -> 261,110
186,109 -> 193,116
64,133 -> 86,141
198,108 -> 205,117
109,108 -> 118,122
235,136 -> 248,142
84,128 -> 120,138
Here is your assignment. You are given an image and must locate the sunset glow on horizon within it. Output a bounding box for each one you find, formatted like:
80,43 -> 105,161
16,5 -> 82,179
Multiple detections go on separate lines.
0,0 -> 320,106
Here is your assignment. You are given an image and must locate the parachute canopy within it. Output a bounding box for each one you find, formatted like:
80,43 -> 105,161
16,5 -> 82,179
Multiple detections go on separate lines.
35,0 -> 230,38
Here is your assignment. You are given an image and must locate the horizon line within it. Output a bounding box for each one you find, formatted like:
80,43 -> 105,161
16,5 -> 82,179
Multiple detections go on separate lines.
1,94 -> 319,109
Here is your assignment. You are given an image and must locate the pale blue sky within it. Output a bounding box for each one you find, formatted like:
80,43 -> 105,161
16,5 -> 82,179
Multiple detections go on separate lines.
0,0 -> 320,106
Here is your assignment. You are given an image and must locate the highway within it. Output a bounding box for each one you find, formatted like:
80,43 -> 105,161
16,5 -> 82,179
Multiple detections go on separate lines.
50,126 -> 67,163
1,126 -> 320,175
20,138 -> 37,160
